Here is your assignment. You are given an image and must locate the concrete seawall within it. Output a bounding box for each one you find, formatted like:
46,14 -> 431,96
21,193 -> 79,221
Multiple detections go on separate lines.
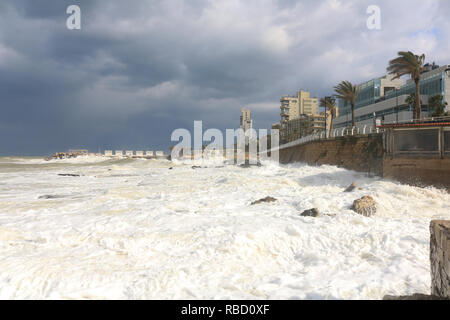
279,133 -> 450,190
279,134 -> 383,177
383,157 -> 450,189
430,220 -> 450,298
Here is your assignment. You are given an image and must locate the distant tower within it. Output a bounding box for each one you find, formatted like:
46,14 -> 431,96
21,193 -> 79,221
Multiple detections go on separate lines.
240,108 -> 253,132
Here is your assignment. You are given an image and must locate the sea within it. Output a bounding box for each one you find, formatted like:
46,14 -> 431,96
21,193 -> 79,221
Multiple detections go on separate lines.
0,155 -> 449,299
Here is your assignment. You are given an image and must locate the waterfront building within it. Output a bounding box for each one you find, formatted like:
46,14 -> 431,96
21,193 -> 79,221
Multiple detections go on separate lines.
280,89 -> 319,125
279,89 -> 319,141
282,114 -> 326,143
333,65 -> 450,129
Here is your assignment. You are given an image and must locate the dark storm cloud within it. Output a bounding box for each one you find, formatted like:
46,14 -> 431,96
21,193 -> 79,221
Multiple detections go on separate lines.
0,0 -> 449,155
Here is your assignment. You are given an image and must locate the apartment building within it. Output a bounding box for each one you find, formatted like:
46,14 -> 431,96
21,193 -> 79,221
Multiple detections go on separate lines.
280,89 -> 319,125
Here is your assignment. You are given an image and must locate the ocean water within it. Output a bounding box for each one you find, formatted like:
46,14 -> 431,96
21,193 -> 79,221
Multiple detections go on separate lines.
0,156 -> 449,299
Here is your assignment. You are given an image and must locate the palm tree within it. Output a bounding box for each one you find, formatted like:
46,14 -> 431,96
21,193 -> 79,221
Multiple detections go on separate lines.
428,94 -> 448,117
405,93 -> 415,108
405,93 -> 422,113
334,81 -> 359,127
319,96 -> 337,136
387,51 -> 426,120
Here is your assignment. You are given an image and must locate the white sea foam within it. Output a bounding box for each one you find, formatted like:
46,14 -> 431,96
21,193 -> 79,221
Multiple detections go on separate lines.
0,157 -> 448,299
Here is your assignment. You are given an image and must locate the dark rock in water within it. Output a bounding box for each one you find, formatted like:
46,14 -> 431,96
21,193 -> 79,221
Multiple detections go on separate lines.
58,174 -> 80,177
351,196 -> 377,217
239,162 -> 262,168
383,294 -> 447,300
38,195 -> 66,199
169,167 -> 173,170
191,166 -> 203,169
344,182 -> 358,192
251,196 -> 277,205
300,208 -> 320,217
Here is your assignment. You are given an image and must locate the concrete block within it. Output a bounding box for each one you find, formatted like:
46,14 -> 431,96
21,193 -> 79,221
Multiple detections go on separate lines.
430,220 -> 450,298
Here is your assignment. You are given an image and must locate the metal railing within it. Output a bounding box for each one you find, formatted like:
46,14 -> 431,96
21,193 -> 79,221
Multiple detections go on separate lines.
276,125 -> 380,151
381,115 -> 450,126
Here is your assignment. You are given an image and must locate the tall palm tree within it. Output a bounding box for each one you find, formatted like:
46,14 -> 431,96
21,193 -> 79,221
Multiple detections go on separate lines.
387,51 -> 426,120
334,81 -> 359,127
319,96 -> 337,136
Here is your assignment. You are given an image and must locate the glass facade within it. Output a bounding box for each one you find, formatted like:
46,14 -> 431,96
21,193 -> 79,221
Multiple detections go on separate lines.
338,70 -> 447,117
338,78 -> 382,116
385,72 -> 445,101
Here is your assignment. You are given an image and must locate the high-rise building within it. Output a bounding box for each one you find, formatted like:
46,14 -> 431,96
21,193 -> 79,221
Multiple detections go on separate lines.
280,89 -> 319,125
240,108 -> 253,131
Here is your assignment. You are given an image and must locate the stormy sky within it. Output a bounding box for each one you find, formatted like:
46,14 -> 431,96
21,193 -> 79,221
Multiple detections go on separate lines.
1,0 -> 450,155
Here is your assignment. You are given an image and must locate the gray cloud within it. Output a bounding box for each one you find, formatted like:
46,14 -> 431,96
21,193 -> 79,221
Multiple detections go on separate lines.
0,0 -> 449,155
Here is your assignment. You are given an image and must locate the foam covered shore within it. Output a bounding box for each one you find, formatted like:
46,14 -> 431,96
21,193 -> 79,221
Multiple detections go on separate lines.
0,156 -> 449,299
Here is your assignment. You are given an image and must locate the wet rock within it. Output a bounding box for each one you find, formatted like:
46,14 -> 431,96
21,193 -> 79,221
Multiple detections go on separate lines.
251,196 -> 277,205
351,196 -> 377,217
344,182 -> 358,192
383,294 -> 447,300
169,167 -> 173,170
191,166 -> 203,169
300,208 -> 320,217
239,162 -> 262,168
38,195 -> 66,199
58,174 -> 80,177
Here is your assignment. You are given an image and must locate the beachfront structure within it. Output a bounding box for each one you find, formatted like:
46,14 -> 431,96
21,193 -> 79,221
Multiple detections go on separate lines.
115,150 -> 123,156
333,65 -> 450,129
68,149 -> 88,155
280,89 -> 319,125
146,151 -> 154,157
104,150 -> 113,156
155,151 -> 164,157
125,151 -> 133,157
282,114 -> 326,142
135,151 -> 144,157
